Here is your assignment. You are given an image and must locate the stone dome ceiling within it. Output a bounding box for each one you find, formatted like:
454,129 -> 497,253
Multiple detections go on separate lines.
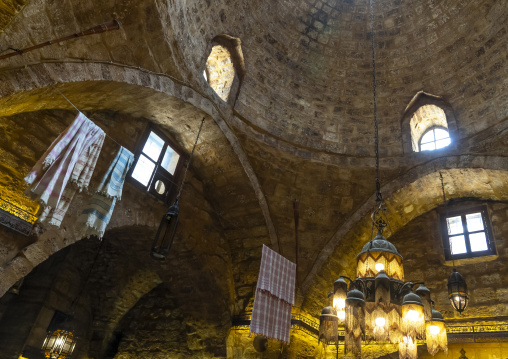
0,0 -> 506,357
172,0 -> 507,157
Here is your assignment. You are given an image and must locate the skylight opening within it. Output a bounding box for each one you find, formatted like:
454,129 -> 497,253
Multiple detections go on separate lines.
420,128 -> 451,151
410,104 -> 450,152
205,45 -> 235,101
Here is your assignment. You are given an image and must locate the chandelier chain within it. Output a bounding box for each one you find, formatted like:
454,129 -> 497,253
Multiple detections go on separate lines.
176,117 -> 206,200
440,171 -> 456,269
439,172 -> 446,203
369,0 -> 381,203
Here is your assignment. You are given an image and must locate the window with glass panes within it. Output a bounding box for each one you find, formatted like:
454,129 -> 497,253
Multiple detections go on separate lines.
129,127 -> 182,202
419,127 -> 451,151
441,206 -> 496,260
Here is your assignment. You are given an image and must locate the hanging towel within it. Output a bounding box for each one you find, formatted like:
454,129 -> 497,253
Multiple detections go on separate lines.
25,112 -> 105,227
250,245 -> 296,344
78,146 -> 134,239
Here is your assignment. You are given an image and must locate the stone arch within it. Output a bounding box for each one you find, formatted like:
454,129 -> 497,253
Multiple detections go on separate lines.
0,61 -> 277,297
0,226 -> 163,359
301,156 -> 508,313
401,91 -> 459,154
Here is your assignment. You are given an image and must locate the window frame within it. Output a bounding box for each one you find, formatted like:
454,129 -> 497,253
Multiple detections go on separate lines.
440,206 -> 496,260
127,125 -> 184,204
418,126 -> 451,152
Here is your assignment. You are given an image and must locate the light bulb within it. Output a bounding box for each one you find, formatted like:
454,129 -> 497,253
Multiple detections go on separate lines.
375,317 -> 386,327
337,310 -> 345,320
375,263 -> 385,271
405,309 -> 419,321
333,297 -> 346,310
429,325 -> 440,335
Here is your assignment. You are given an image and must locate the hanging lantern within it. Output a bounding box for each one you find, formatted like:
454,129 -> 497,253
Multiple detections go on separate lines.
356,231 -> 404,281
319,306 -> 339,345
415,284 -> 432,321
150,118 -> 205,260
447,269 -> 469,313
399,335 -> 417,359
41,329 -> 77,359
426,309 -> 448,356
332,277 -> 348,324
344,289 -> 365,358
151,200 -> 179,260
401,293 -> 425,340
370,271 -> 393,341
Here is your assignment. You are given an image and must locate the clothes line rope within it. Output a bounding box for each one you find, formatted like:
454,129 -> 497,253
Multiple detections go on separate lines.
55,88 -> 126,149
54,88 -> 243,229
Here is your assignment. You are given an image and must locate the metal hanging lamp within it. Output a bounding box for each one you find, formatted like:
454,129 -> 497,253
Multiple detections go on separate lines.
41,235 -> 109,358
42,328 -> 77,359
151,118 -> 205,260
447,269 -> 469,313
440,172 -> 469,313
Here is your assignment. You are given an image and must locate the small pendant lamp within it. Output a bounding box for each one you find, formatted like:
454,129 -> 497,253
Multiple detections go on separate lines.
440,173 -> 469,314
447,269 -> 469,313
151,200 -> 180,260
42,329 -> 77,359
319,306 -> 339,345
151,118 -> 205,260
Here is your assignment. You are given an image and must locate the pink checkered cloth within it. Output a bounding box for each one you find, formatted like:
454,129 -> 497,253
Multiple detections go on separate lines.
250,245 -> 296,344
25,112 -> 105,226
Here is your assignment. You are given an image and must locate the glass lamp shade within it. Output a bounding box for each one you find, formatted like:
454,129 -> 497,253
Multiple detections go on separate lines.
333,277 -> 348,324
399,335 -> 417,359
365,302 -> 402,344
425,309 -> 448,356
447,269 -> 469,313
42,330 -> 76,359
151,200 -> 179,260
357,232 -> 404,281
415,284 -> 432,321
319,306 -> 339,345
345,289 -> 365,357
401,293 -> 425,340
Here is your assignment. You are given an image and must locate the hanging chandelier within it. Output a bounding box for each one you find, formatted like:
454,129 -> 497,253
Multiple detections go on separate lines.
318,0 -> 448,358
319,212 -> 448,359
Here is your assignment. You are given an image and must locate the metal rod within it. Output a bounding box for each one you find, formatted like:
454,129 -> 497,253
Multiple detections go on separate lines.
293,199 -> 299,273
0,20 -> 121,61
176,117 -> 206,200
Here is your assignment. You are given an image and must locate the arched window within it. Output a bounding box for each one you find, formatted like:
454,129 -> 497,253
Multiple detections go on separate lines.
420,127 -> 451,151
205,45 -> 235,101
203,35 -> 245,105
400,92 -> 458,154
409,104 -> 450,152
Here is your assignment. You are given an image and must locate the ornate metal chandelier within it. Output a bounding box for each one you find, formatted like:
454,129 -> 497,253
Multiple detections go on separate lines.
319,214 -> 448,358
318,0 -> 448,358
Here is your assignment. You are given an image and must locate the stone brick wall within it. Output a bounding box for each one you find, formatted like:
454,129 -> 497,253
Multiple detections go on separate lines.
0,107 -> 236,358
389,200 -> 508,322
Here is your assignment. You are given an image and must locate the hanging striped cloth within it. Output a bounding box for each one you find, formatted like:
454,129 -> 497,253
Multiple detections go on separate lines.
78,146 -> 134,239
25,112 -> 105,227
250,245 -> 296,344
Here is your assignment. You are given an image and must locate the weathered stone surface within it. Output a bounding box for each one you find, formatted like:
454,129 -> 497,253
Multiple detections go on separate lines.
0,0 -> 506,358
